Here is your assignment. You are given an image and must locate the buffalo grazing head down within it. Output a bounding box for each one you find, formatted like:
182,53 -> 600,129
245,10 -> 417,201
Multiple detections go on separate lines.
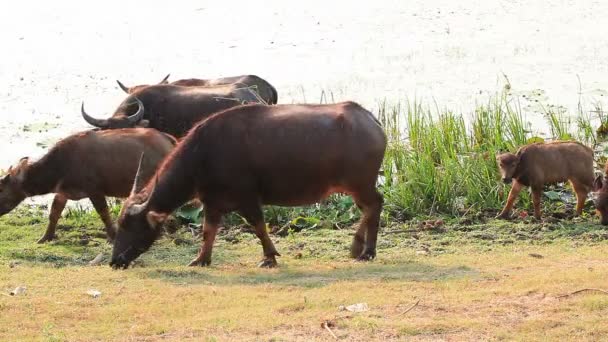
0,158 -> 29,216
593,175 -> 608,225
110,155 -> 166,269
81,97 -> 147,129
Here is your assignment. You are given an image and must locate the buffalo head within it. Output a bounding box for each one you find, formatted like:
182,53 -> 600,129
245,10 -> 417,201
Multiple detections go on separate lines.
496,152 -> 519,184
110,155 -> 166,269
81,97 -> 146,129
0,158 -> 29,216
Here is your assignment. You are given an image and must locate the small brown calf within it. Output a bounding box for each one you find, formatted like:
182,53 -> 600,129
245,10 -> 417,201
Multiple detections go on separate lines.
496,141 -> 594,220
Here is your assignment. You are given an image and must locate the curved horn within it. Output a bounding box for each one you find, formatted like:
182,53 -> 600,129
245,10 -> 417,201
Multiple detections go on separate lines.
130,153 -> 146,196
126,97 -> 145,124
116,80 -> 130,93
159,74 -> 170,84
128,175 -> 157,215
81,102 -> 109,128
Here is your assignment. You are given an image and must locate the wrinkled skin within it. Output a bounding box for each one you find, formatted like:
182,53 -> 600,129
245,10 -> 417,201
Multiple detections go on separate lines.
496,153 -> 519,184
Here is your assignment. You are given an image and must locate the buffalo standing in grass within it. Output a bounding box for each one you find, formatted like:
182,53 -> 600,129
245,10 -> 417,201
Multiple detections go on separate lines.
110,102 -> 386,269
81,83 -> 263,138
0,129 -> 175,243
496,141 -> 594,220
116,74 -> 278,105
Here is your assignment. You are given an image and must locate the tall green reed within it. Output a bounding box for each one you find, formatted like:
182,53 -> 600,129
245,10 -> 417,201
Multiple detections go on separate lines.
378,91 -> 596,219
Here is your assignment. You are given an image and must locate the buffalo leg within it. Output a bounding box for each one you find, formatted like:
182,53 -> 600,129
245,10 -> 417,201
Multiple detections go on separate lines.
188,208 -> 221,267
38,194 -> 67,243
89,195 -> 116,242
531,186 -> 542,220
497,181 -> 523,219
571,180 -> 590,216
239,204 -> 280,268
351,189 -> 383,261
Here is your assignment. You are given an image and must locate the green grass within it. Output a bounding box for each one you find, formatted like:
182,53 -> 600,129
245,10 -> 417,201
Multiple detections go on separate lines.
2,208 -> 608,340
2,86 -> 608,340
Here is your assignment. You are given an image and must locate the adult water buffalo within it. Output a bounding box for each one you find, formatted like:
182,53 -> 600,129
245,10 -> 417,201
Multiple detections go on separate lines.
110,102 -> 386,269
116,74 -> 278,105
0,128 -> 175,243
81,83 -> 263,138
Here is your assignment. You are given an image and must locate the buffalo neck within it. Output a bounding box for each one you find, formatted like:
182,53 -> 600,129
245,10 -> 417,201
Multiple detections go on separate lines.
145,156 -> 196,215
21,154 -> 64,196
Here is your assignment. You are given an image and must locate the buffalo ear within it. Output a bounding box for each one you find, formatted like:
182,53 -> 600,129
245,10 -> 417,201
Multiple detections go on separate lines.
594,175 -> 605,192
146,211 -> 167,229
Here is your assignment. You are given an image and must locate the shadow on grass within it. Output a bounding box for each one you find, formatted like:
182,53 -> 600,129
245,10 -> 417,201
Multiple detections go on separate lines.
141,262 -> 476,288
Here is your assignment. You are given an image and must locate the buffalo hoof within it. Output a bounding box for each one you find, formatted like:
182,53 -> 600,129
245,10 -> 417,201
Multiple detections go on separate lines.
495,213 -> 511,220
37,234 -> 56,244
350,236 -> 365,259
188,257 -> 211,267
258,257 -> 278,268
356,251 -> 376,261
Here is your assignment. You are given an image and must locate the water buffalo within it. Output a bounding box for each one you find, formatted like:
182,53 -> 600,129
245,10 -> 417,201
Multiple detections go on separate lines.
110,102 -> 386,269
592,161 -> 608,225
81,83 -> 263,138
496,141 -> 594,220
116,74 -> 278,105
0,128 -> 175,243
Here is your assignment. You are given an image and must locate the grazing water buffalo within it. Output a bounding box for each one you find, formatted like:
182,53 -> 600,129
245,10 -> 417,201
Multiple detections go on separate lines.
496,141 -> 594,220
110,102 -> 386,269
592,162 -> 608,225
116,74 -> 278,105
81,84 -> 263,138
0,129 -> 175,243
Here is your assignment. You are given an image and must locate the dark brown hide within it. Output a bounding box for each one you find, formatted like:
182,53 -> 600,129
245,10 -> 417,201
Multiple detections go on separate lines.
0,129 -> 175,243
496,141 -> 594,220
593,161 -> 608,225
117,74 -> 278,105
111,102 -> 386,269
82,84 -> 263,138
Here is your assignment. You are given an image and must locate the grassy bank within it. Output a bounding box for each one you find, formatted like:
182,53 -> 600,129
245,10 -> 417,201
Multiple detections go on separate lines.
2,89 -> 608,340
2,207 -> 608,340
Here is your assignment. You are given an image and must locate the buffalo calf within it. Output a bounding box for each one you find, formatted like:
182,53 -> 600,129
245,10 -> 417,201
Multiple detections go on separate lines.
496,141 -> 594,220
110,102 -> 386,269
0,129 -> 175,243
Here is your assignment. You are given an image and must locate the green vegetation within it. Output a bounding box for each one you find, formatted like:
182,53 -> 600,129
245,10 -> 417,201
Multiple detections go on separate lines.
2,206 -> 608,340
2,86 -> 608,340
